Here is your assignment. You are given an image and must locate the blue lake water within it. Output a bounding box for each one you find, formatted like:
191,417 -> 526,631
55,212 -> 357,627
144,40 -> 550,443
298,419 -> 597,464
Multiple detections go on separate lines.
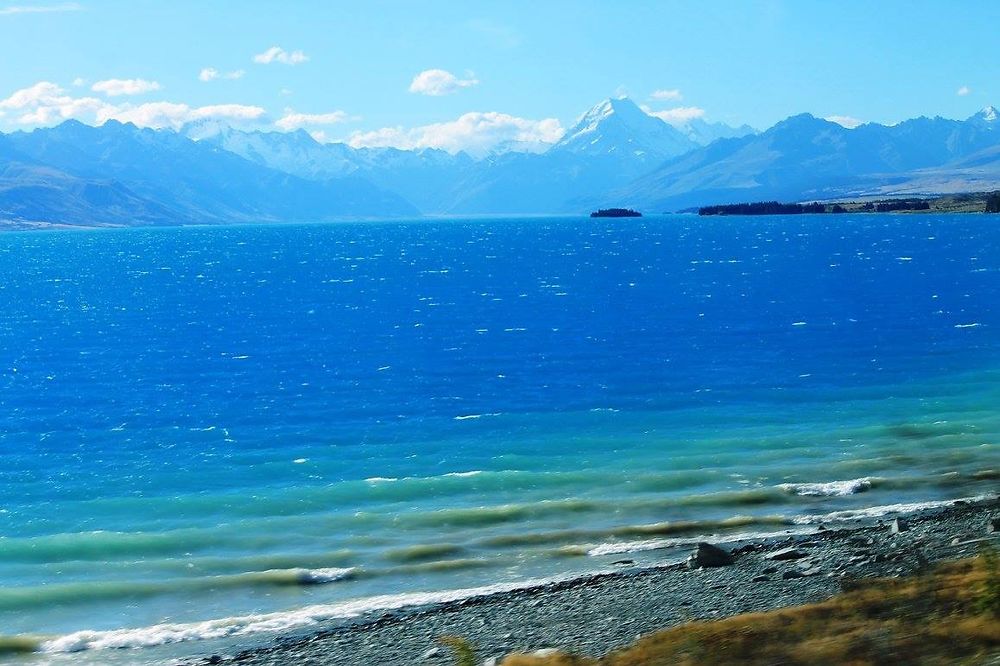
0,215 -> 997,662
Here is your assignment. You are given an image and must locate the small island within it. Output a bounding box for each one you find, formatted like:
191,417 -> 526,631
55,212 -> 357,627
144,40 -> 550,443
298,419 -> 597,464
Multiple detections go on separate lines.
590,208 -> 642,218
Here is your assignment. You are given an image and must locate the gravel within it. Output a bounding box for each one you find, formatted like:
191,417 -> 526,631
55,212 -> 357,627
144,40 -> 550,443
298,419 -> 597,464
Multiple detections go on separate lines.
187,497 -> 1000,666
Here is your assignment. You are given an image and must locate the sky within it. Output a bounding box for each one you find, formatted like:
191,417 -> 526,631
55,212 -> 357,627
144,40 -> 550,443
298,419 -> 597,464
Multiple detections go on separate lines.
0,0 -> 997,153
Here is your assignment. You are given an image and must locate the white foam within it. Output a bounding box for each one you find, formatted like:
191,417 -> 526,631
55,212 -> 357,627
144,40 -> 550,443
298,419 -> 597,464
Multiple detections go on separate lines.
295,567 -> 355,585
453,413 -> 501,420
586,527 -> 818,557
443,471 -> 483,478
792,494 -> 994,525
40,575 -> 581,653
777,477 -> 875,497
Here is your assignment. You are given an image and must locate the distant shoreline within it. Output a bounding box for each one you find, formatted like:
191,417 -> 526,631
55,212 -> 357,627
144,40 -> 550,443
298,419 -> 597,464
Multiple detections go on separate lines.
695,191 -> 1000,216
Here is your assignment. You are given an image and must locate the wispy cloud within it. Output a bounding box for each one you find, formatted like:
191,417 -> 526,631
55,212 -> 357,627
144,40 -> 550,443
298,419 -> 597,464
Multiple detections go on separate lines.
0,2 -> 80,16
825,114 -> 864,128
199,68 -> 245,82
408,69 -> 479,96
347,111 -> 563,157
253,46 -> 308,65
275,109 -> 351,131
957,85 -> 971,96
645,105 -> 706,125
91,78 -> 161,97
650,89 -> 683,102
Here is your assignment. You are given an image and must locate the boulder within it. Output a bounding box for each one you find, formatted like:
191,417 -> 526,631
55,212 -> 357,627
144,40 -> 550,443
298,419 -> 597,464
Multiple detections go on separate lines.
766,547 -> 808,561
890,518 -> 908,533
988,517 -> 999,534
688,542 -> 735,568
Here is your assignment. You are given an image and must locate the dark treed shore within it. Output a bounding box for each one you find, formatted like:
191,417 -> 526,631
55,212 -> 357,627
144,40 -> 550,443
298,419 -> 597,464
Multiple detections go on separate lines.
696,191 -> 1000,216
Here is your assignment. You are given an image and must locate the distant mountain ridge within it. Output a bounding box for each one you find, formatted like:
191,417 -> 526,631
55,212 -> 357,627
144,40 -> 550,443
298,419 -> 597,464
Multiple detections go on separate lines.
0,120 -> 417,226
2,99 -> 1000,227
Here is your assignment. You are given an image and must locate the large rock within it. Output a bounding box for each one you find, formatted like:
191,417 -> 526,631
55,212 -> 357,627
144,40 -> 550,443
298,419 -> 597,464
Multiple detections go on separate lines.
890,518 -> 909,533
688,542 -> 734,568
988,516 -> 999,534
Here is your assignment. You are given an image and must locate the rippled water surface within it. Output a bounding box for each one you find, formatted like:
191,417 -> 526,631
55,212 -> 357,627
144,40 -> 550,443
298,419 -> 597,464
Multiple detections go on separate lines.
0,215 -> 997,661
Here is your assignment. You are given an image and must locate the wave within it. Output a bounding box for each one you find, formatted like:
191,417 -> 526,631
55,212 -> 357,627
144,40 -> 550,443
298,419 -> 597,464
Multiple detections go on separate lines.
792,495 -> 995,525
585,494 -> 995,557
402,498 -> 597,528
0,567 -> 357,611
37,575 -> 582,653
777,477 -> 877,497
383,543 -> 464,563
482,514 -> 794,550
0,636 -> 43,656
586,525 -> 819,557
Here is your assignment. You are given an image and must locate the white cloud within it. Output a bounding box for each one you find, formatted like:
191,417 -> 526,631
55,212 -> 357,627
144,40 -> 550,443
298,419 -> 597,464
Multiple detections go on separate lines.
71,77 -> 86,87
825,114 -> 864,129
0,80 -> 264,130
101,102 -> 265,129
91,78 -> 161,97
650,89 -> 682,101
0,81 -> 105,124
348,111 -> 563,157
199,68 -> 245,82
408,69 -> 479,96
0,2 -> 80,15
253,46 -> 308,65
645,105 -> 706,125
957,85 -> 971,96
275,109 -> 350,131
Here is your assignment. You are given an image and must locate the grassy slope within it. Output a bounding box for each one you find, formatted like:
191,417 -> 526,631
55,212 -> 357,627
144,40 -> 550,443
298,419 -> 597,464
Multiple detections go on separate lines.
498,551 -> 1000,666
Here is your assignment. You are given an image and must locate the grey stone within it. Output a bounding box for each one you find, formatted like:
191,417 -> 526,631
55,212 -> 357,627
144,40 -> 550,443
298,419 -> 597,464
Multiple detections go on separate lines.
687,542 -> 734,568
890,518 -> 908,533
420,647 -> 443,661
989,517 -> 999,533
766,547 -> 808,561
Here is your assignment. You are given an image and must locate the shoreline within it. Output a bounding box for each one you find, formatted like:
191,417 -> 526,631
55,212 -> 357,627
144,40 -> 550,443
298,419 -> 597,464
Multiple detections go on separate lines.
188,495 -> 1000,666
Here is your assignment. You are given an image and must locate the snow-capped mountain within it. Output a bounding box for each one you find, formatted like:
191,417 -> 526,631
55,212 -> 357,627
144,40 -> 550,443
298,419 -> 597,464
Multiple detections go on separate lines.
607,106 -> 1000,211
5,100 -> 1000,226
552,97 -> 699,161
969,105 -> 999,127
672,117 -> 757,146
0,120 -> 417,226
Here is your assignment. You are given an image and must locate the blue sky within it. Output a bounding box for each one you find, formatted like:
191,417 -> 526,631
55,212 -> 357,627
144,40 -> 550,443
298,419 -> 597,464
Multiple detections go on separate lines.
0,0 -> 996,152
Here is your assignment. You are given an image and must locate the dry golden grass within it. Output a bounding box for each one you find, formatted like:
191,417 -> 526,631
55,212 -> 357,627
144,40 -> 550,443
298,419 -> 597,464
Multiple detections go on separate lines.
501,552 -> 1000,666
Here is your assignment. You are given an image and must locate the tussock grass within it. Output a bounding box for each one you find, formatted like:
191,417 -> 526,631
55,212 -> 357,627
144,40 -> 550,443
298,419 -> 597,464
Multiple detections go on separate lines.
439,635 -> 476,666
501,551 -> 1000,666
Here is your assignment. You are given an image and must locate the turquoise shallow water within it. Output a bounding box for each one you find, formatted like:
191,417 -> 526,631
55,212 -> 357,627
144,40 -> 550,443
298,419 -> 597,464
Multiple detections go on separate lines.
0,214 -> 997,662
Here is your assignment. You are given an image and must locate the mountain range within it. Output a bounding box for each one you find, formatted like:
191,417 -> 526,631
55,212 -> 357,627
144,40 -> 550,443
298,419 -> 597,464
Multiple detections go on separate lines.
1,97 -> 999,227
